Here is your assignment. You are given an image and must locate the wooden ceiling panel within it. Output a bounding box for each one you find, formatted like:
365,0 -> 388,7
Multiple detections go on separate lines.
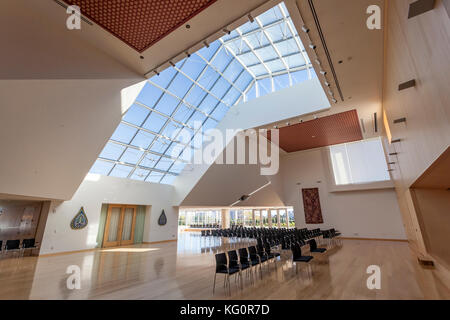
64,0 -> 218,52
271,110 -> 363,153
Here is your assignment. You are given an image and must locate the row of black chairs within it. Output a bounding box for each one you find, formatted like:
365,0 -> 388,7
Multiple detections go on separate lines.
0,239 -> 39,258
188,224 -> 221,229
213,240 -> 281,294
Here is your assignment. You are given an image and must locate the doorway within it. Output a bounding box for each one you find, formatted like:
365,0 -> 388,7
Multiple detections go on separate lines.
103,205 -> 137,248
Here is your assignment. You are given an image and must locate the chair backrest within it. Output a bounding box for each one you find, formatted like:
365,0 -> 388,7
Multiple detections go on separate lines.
248,246 -> 257,257
308,239 -> 317,250
215,253 -> 228,272
256,243 -> 265,254
228,250 -> 238,267
6,239 -> 20,250
264,242 -> 271,254
0,240 -> 3,251
23,238 -> 35,248
238,248 -> 249,261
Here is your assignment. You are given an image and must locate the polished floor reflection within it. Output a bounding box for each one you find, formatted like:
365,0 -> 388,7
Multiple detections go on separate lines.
0,232 -> 449,299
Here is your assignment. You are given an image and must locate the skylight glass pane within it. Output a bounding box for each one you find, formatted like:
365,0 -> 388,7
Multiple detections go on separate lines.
291,69 -> 309,84
210,47 -> 233,72
187,111 -> 207,126
154,93 -> 180,115
166,73 -> 192,98
276,38 -> 298,56
246,82 -> 257,101
165,142 -> 186,159
146,171 -> 164,183
120,148 -> 144,165
109,164 -> 133,178
136,83 -> 164,108
141,153 -> 160,168
210,103 -> 229,120
202,118 -> 219,132
161,174 -> 177,185
123,104 -> 150,126
258,6 -> 283,26
185,85 -> 207,107
210,77 -> 231,99
239,22 -> 259,35
258,78 -> 272,96
265,23 -> 290,42
161,121 -> 183,141
130,130 -> 156,149
286,54 -> 305,68
150,138 -> 170,154
245,32 -> 270,49
197,40 -> 221,61
170,160 -> 187,174
198,67 -> 220,90
239,51 -> 260,66
221,30 -> 239,42
130,168 -> 150,181
222,60 -> 244,83
90,159 -> 114,175
155,158 -> 175,171
222,87 -> 241,105
248,64 -> 268,77
234,71 -> 253,91
266,59 -> 286,73
111,123 -> 138,144
173,104 -> 194,124
180,54 -> 207,80
142,112 -> 167,133
255,46 -> 278,62
150,67 -> 177,89
197,95 -> 219,114
99,142 -> 126,160
274,73 -> 290,91
226,38 -> 248,55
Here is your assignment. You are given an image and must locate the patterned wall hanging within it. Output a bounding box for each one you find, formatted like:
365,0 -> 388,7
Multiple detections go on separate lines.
302,188 -> 324,224
70,207 -> 88,230
158,210 -> 167,226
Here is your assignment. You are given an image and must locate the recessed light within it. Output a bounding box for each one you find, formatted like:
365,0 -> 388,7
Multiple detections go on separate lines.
186,24 -> 191,29
140,56 -> 144,59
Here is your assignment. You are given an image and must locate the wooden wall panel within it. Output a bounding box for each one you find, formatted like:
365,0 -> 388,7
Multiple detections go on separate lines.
382,0 -> 450,277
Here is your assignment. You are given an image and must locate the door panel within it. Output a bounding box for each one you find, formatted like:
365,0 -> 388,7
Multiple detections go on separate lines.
103,205 -> 137,247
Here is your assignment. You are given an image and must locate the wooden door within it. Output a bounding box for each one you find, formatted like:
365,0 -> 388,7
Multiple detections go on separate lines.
103,205 -> 137,248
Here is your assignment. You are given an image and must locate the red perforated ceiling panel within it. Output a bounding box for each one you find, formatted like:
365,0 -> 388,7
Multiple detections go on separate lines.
269,110 -> 363,153
64,0 -> 218,52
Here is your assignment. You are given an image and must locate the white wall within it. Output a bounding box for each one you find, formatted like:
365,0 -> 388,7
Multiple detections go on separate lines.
40,175 -> 178,255
280,148 -> 407,240
0,0 -> 143,200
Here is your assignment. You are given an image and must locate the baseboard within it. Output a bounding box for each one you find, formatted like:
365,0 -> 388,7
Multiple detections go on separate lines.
142,239 -> 177,245
39,247 -> 97,257
338,237 -> 409,242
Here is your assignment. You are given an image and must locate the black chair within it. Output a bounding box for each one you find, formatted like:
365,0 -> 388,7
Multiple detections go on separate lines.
22,238 -> 39,256
5,240 -> 21,257
228,250 -> 249,286
248,246 -> 265,278
0,240 -> 3,256
213,253 -> 240,294
291,242 -> 313,275
308,239 -> 326,253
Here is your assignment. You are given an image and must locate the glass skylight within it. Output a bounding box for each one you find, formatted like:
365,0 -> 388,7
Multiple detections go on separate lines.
90,2 -> 313,184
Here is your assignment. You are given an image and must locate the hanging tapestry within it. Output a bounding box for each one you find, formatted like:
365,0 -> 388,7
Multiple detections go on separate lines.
70,207 -> 88,230
302,188 -> 324,224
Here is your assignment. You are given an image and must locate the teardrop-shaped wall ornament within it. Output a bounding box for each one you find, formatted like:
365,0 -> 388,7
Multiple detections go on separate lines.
70,207 -> 88,230
158,210 -> 167,226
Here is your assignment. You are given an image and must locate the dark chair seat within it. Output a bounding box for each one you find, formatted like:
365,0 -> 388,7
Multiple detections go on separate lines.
216,267 -> 240,275
311,248 -> 326,253
293,255 -> 313,262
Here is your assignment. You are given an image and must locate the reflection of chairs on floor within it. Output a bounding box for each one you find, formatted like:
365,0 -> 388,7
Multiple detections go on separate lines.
0,239 -> 39,258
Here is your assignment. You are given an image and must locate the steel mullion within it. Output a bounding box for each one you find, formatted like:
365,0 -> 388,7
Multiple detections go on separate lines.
233,35 -> 300,57
108,139 -> 189,163
222,17 -> 291,45
246,51 -> 306,68
220,39 -> 256,79
134,101 -> 195,131
255,63 -> 311,80
278,4 -> 312,79
98,157 -> 178,176
235,26 -> 271,76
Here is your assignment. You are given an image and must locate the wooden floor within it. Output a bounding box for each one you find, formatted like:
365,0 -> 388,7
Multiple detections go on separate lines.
0,232 -> 449,300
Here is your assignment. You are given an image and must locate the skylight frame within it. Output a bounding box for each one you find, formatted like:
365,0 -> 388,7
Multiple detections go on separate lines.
91,2 -> 313,184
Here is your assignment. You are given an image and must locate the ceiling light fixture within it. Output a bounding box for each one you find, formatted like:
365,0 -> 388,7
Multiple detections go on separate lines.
154,70 -> 160,76
320,70 -> 327,75
302,25 -> 310,33
203,41 -> 209,48
331,98 -> 337,103
248,14 -> 254,23
223,28 -> 231,35
309,43 -> 316,50
169,61 -> 175,67
315,59 -> 321,65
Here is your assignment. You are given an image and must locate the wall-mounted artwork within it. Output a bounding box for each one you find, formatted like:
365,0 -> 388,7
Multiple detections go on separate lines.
70,207 -> 88,230
302,188 -> 324,224
158,210 -> 167,226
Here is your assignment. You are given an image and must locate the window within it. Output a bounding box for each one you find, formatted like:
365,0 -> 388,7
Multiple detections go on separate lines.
288,209 -> 295,228
179,210 -> 222,228
271,210 -> 278,227
254,210 -> 261,227
90,2 -> 313,185
279,210 -> 287,228
243,210 -> 253,226
262,210 -> 269,228
329,138 -> 390,186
